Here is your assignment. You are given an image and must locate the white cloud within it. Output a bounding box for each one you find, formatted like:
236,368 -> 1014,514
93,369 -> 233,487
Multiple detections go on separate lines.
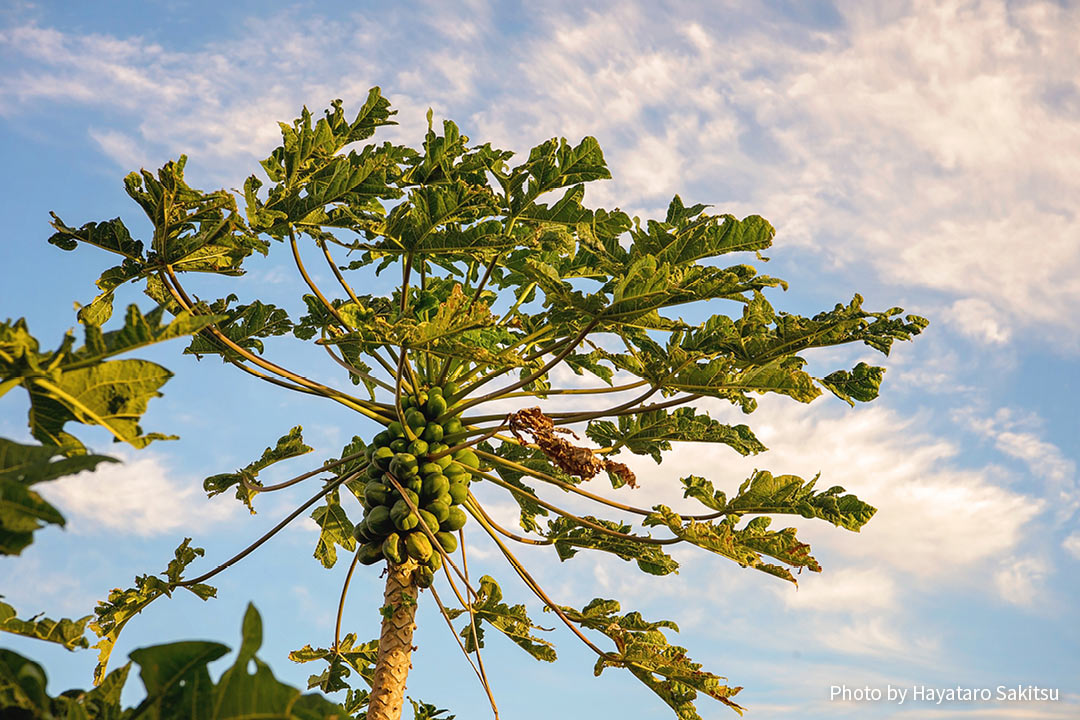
993,555 -> 1050,606
38,451 -> 238,536
945,298 -> 1012,345
777,566 -> 897,612
1062,532 -> 1080,560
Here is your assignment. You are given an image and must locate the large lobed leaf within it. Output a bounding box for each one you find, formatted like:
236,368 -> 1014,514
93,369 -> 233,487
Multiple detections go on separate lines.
586,407 -> 765,462
203,426 -> 313,513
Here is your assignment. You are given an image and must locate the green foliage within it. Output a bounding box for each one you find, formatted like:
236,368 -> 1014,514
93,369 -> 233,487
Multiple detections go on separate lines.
4,88 -> 928,718
0,605 -> 351,720
0,599 -> 90,651
0,438 -> 115,555
560,598 -> 744,718
203,426 -> 313,513
89,539 -> 217,685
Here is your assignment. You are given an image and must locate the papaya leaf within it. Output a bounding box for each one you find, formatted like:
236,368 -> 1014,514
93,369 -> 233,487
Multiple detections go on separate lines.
47,214 -> 144,259
0,438 -> 116,555
559,598 -> 744,718
311,485 -> 356,569
214,603 -> 352,718
289,633 -> 379,693
821,361 -> 885,405
184,296 -> 293,360
644,506 -> 820,584
586,408 -> 765,462
71,304 -> 223,367
408,697 -> 456,720
0,599 -> 91,650
722,470 -> 876,532
89,538 -> 216,685
629,196 -> 775,265
545,516 -> 679,576
0,648 -> 52,714
203,426 -> 312,513
128,640 -> 229,719
26,358 -> 176,451
461,575 -> 556,662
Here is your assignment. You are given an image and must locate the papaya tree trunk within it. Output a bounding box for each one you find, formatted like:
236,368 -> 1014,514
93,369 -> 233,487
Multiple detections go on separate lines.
367,560 -> 419,720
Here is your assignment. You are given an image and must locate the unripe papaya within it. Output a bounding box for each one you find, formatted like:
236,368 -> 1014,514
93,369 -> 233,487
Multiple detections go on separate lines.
372,430 -> 393,448
373,446 -> 395,470
442,417 -> 464,439
357,541 -> 386,565
352,518 -> 372,542
424,394 -> 448,420
404,475 -> 423,494
426,551 -> 443,571
406,408 -> 427,429
453,448 -> 480,470
421,423 -> 444,443
366,463 -> 385,480
388,421 -> 405,438
441,381 -> 460,399
407,439 -> 429,457
393,487 -> 420,508
418,508 -> 440,533
364,482 -> 392,507
441,506 -> 467,531
389,453 -> 418,480
414,391 -> 429,410
405,531 -> 433,562
391,499 -> 419,531
389,438 -> 408,453
413,565 -> 435,588
435,531 -> 458,554
447,482 -> 468,505
428,385 -> 443,396
419,462 -> 443,477
366,505 -> 394,535
421,473 -> 450,502
382,533 -> 404,564
427,500 -> 450,524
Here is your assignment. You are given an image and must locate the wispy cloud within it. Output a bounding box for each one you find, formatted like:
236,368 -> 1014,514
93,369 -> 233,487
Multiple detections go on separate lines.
37,450 -> 238,536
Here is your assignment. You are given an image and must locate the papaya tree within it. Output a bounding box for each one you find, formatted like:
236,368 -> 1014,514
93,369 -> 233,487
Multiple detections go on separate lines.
3,87 -> 926,719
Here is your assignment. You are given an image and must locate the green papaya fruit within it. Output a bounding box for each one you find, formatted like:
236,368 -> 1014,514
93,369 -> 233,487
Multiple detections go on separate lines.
352,518 -> 372,542
391,499 -> 419,531
389,438 -> 408,453
407,439 -> 429,457
389,452 -> 419,479
419,461 -> 442,477
418,508 -> 440,533
441,506 -> 467,531
366,463 -> 385,480
405,531 -> 433,562
442,417 -> 464,439
382,533 -> 404,564
404,476 -> 424,494
366,505 -> 394,535
453,448 -> 480,470
421,423 -> 444,443
421,473 -> 450,502
364,482 -> 391,507
406,408 -> 427,429
357,541 -> 386,565
372,430 -> 393,448
428,385 -> 443,396
426,551 -> 443,571
435,531 -> 458,554
388,421 -> 405,438
392,487 -> 420,507
427,499 -> 450,524
415,391 -> 429,409
447,482 -> 468,505
373,446 -> 395,470
424,394 -> 448,420
413,566 -> 435,588
441,381 -> 460,399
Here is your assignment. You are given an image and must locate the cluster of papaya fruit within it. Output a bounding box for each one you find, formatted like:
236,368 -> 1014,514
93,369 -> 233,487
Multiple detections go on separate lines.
354,383 -> 481,588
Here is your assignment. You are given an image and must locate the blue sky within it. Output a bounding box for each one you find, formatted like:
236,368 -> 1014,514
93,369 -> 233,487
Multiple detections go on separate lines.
1,0 -> 1078,718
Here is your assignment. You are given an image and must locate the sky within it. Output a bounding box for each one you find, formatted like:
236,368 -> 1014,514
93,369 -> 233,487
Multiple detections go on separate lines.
1,0 -> 1078,718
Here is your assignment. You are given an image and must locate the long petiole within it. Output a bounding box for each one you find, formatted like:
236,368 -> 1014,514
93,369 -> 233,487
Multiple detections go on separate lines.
290,226 -> 349,329
333,547 -> 362,650
240,450 -> 367,494
473,468 -> 681,545
176,469 -> 361,587
428,584 -> 499,719
468,494 -> 552,546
